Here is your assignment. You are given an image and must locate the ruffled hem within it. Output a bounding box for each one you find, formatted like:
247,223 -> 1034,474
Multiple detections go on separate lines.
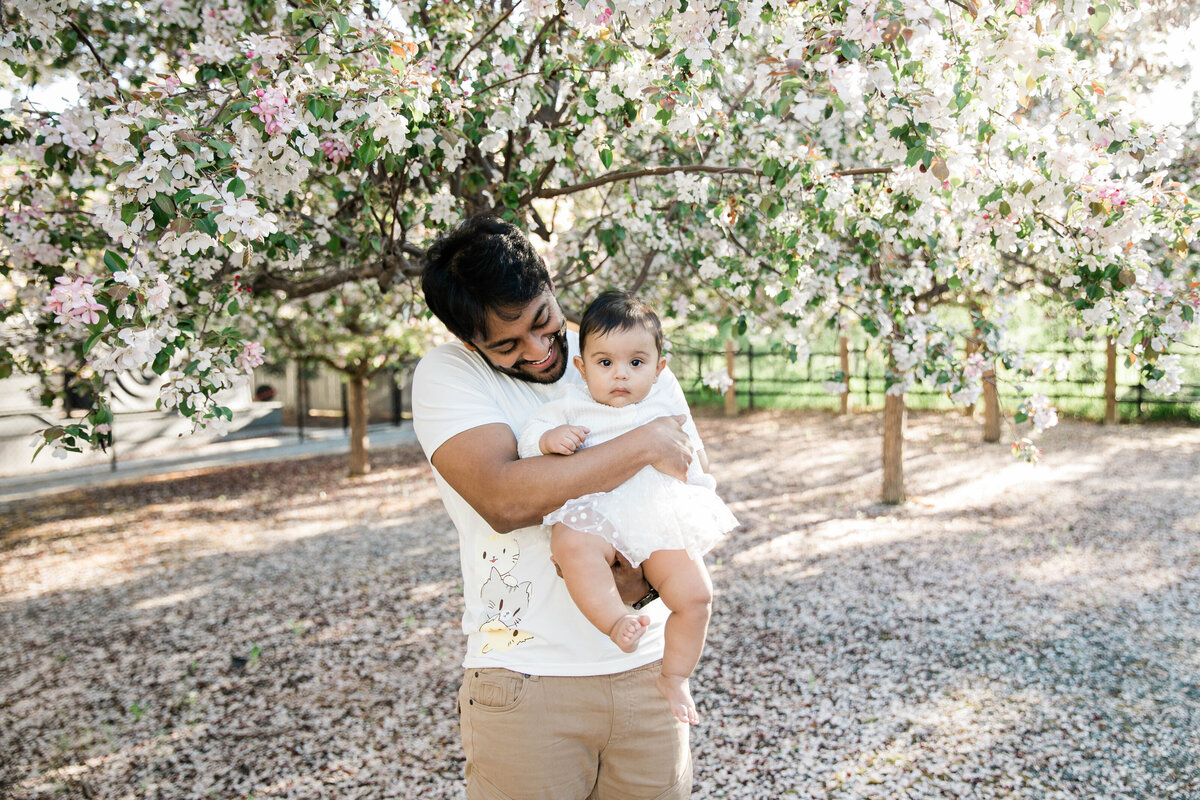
543,467 -> 737,567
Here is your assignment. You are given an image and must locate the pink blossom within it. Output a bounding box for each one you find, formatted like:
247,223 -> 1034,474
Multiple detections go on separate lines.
320,136 -> 352,164
1097,185 -> 1127,207
1015,0 -> 1031,15
45,275 -> 106,328
236,341 -> 266,372
249,87 -> 293,136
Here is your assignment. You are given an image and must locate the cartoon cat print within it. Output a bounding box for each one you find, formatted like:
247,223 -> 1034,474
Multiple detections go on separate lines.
478,533 -> 520,575
480,566 -> 531,629
476,533 -> 535,653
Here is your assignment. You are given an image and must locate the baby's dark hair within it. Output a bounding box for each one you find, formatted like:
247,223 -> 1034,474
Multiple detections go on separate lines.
579,290 -> 663,356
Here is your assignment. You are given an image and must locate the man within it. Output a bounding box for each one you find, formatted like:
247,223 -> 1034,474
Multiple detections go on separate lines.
411,215 -> 698,799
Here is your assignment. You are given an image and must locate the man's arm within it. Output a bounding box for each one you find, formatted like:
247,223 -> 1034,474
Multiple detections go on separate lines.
430,416 -> 692,533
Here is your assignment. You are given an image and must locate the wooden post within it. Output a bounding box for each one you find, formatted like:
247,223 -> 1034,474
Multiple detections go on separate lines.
724,339 -> 738,417
296,360 -> 307,443
347,373 -> 371,476
838,335 -> 851,415
1104,338 -> 1118,425
882,390 -> 906,504
982,360 -> 1001,443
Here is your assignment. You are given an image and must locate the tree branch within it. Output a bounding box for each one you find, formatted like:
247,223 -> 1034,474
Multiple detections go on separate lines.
528,164 -> 763,202
522,12 -> 562,65
829,167 -> 894,178
68,21 -> 125,99
451,3 -> 520,74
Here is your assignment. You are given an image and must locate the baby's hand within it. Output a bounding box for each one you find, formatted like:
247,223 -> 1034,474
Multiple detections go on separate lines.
540,424 -> 589,456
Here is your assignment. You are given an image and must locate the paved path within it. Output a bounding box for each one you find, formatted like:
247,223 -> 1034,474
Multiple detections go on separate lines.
0,423 -> 417,505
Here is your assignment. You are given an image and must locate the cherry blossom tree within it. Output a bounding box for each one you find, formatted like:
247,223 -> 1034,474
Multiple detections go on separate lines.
2,0 -> 1196,501
255,281 -> 433,476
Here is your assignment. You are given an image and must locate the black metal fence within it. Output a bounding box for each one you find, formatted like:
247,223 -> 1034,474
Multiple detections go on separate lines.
672,343 -> 1200,421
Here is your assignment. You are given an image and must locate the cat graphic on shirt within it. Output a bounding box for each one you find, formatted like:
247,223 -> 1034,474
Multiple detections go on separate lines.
476,534 -> 534,652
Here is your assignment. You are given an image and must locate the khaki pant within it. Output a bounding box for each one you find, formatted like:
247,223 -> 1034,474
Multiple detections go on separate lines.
459,660 -> 692,799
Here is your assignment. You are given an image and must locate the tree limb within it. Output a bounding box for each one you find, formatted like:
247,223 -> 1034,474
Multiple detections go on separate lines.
68,21 -> 125,99
451,3 -> 519,74
829,167 -> 894,178
528,164 -> 764,202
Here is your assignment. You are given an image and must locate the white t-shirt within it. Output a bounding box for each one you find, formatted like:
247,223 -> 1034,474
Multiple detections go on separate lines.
411,330 -> 673,676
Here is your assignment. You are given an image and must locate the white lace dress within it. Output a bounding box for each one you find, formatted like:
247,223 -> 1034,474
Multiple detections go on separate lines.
517,382 -> 738,567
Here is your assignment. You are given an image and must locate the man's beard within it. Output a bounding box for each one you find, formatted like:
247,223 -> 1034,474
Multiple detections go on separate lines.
482,326 -> 569,384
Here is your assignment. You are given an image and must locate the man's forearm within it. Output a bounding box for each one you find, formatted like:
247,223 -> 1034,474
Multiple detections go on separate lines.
432,417 -> 691,533
487,430 -> 658,530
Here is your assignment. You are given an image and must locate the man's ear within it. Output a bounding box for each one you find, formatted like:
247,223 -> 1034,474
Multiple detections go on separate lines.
459,339 -> 478,352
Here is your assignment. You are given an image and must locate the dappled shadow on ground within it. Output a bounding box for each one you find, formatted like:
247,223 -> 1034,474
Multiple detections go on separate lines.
1,447 -> 460,799
1,411 -> 1198,799
696,410 -> 1200,798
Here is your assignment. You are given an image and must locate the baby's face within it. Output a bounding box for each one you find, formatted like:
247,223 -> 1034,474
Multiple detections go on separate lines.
573,326 -> 666,408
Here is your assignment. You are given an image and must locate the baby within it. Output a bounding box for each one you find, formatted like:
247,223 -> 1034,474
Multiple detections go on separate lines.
518,290 -> 738,723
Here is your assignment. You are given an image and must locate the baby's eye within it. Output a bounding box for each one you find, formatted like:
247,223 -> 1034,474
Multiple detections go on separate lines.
631,359 -> 643,367
599,359 -> 612,367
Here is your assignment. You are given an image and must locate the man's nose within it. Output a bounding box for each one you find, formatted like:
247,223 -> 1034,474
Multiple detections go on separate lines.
520,332 -> 550,361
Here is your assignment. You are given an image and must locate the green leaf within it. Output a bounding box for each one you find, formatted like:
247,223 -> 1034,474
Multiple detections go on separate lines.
1088,4 -> 1111,34
228,177 -> 245,198
209,139 -> 233,158
83,328 -> 106,354
978,187 -> 1003,208
358,138 -> 379,165
332,12 -> 349,35
152,193 -> 176,224
599,149 -> 613,169
152,349 -> 172,375
103,250 -> 128,273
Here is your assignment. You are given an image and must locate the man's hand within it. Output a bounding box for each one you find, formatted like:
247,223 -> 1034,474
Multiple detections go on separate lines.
611,551 -> 654,606
540,424 -> 590,456
550,550 -> 651,605
641,414 -> 693,482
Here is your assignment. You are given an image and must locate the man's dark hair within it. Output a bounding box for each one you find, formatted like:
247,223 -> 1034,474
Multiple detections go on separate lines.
422,216 -> 551,343
579,290 -> 664,356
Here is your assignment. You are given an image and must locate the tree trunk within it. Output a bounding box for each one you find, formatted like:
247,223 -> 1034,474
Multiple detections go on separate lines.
724,339 -> 738,417
982,362 -> 1001,443
838,335 -> 851,415
963,335 -> 980,417
1105,338 -> 1118,425
347,373 -> 371,476
882,391 -> 906,504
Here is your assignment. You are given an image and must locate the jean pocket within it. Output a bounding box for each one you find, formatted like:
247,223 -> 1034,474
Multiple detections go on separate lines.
466,669 -> 529,712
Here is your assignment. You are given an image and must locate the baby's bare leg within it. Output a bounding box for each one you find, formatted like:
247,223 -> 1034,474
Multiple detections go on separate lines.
641,551 -> 713,725
551,523 -> 650,653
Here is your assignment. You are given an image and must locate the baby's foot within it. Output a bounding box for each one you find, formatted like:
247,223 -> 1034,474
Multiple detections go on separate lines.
656,673 -> 699,725
608,614 -> 651,653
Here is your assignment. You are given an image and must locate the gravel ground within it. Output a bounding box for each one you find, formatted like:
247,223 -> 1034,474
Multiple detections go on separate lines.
1,410 -> 1198,799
